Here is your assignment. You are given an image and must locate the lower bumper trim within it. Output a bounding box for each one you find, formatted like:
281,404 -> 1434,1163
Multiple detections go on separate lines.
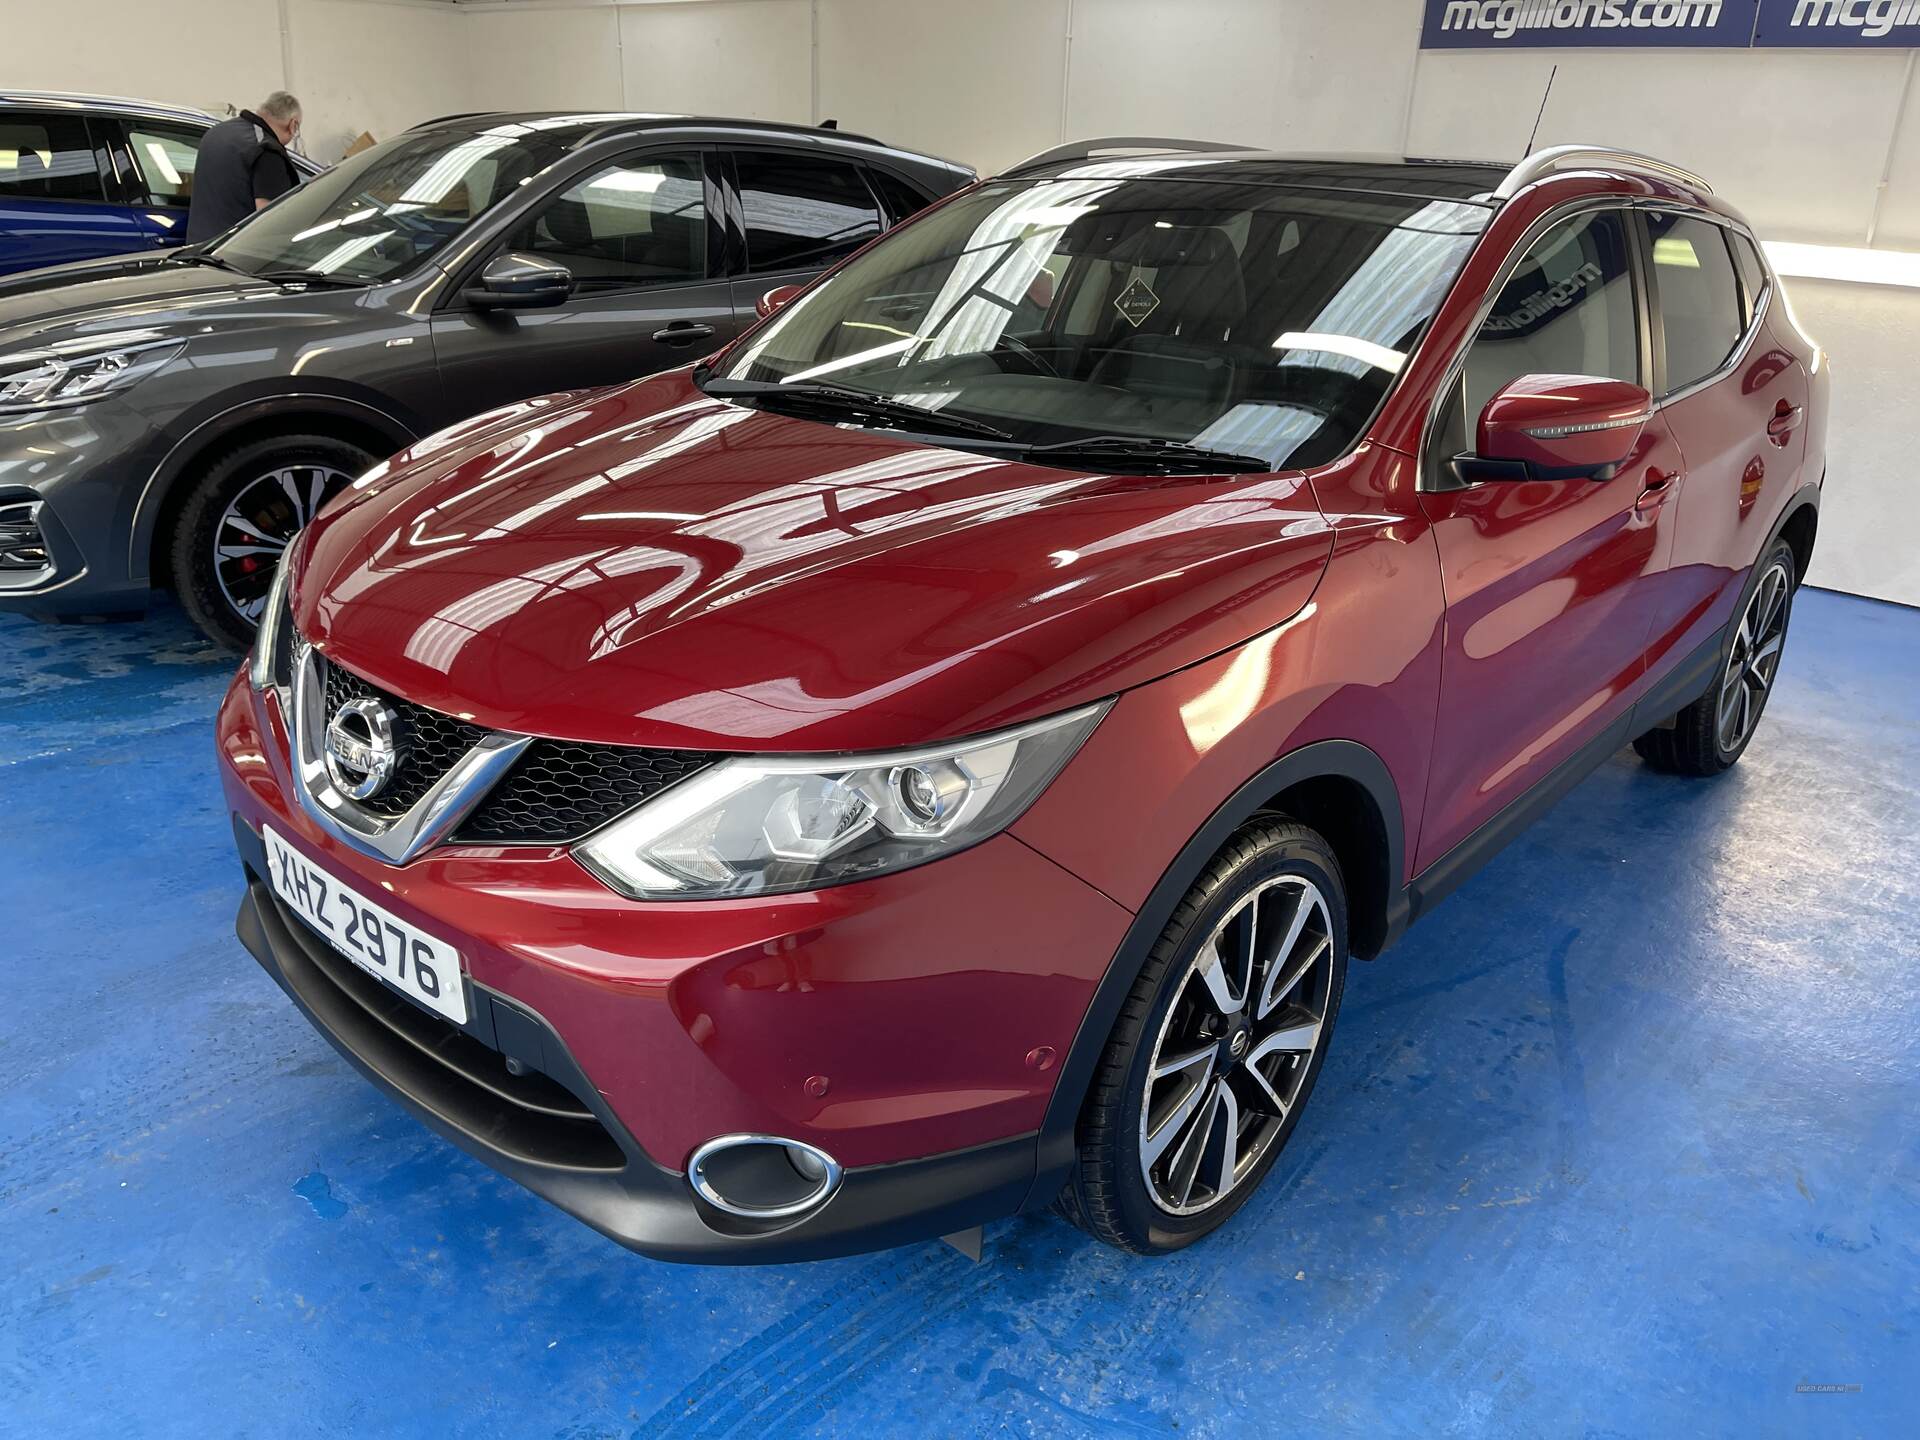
232,821 -> 1039,1263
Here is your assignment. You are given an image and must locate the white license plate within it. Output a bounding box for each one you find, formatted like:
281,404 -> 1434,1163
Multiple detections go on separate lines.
263,826 -> 469,1025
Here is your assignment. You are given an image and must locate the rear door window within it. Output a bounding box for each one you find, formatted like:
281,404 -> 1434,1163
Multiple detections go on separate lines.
867,168 -> 932,226
733,150 -> 883,273
1648,213 -> 1745,393
0,112 -> 108,202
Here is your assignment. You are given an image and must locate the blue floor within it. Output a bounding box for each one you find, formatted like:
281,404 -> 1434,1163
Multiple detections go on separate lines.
3,588 -> 1916,1437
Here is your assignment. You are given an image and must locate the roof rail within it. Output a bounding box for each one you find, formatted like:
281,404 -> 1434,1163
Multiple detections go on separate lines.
1493,144 -> 1711,201
1006,136 -> 1247,174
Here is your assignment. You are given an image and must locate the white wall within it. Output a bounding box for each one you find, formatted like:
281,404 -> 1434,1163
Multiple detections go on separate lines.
1785,282 -> 1920,603
1406,45 -> 1917,248
623,0 -> 812,121
287,0 -> 469,160
3,0 -> 290,121
1,0 -> 467,161
464,4 -> 623,111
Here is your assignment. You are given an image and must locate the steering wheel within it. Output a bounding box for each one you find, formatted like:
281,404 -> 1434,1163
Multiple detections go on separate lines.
993,332 -> 1062,378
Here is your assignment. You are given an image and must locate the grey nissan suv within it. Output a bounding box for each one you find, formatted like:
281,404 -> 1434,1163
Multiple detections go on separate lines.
0,112 -> 971,647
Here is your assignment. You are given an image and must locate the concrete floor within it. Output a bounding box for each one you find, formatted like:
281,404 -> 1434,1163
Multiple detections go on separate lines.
2,586 -> 1915,1437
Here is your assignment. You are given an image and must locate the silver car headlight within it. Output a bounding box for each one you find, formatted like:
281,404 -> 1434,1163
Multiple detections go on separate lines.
0,330 -> 184,413
575,702 -> 1110,899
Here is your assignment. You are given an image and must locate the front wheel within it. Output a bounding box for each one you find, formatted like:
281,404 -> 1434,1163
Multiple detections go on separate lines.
170,434 -> 374,650
1634,539 -> 1797,776
1058,817 -> 1348,1254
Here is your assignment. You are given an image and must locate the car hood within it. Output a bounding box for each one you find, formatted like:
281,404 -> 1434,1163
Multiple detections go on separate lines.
0,254 -> 294,350
295,371 -> 1335,752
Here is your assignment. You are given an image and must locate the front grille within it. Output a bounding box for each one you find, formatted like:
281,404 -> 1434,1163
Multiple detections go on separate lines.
322,659 -> 490,818
0,501 -> 49,572
456,740 -> 717,845
317,654 -> 718,844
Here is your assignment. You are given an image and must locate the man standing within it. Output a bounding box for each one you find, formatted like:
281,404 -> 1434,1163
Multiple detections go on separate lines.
184,92 -> 304,243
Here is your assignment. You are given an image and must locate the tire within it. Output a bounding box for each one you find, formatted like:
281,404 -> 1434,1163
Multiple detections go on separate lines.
1633,538 -> 1797,777
170,434 -> 374,651
1057,817 -> 1348,1255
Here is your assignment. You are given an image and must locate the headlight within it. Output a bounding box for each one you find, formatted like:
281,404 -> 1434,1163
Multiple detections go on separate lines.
0,330 -> 184,413
575,702 -> 1109,899
248,548 -> 295,692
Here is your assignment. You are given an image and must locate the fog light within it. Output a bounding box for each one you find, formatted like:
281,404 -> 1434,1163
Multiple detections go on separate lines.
0,501 -> 50,572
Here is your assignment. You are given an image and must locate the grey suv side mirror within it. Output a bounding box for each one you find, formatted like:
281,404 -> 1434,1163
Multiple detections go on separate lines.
464,253 -> 575,310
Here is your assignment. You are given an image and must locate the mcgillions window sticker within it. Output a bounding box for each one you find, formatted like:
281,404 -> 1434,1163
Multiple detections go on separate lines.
1423,0 -> 1920,48
1483,261 -> 1606,335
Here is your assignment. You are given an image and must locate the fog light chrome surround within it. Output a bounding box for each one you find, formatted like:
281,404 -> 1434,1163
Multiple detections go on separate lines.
688,1133 -> 844,1220
0,500 -> 51,574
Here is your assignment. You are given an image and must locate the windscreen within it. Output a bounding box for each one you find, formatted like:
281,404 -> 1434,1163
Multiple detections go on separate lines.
210,125 -> 569,282
718,172 -> 1488,470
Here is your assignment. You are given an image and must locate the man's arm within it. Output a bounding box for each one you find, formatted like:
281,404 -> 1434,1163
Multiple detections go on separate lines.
251,150 -> 297,211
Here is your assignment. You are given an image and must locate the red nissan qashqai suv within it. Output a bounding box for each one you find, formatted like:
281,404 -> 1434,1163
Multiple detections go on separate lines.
218,141 -> 1825,1261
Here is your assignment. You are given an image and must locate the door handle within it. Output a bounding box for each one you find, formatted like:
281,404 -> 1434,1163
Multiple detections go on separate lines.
653,323 -> 716,346
1766,402 -> 1803,445
1634,467 -> 1678,515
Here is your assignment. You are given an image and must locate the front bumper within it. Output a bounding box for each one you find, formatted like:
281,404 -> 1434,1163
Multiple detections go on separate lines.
217,671 -> 1136,1261
0,402 -> 158,616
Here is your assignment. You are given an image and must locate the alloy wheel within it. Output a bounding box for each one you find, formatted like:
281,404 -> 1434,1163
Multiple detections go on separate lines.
1716,559 -> 1792,754
213,464 -> 351,624
1138,874 -> 1335,1216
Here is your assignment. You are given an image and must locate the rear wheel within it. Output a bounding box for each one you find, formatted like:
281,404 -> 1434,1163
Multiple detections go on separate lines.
1058,817 -> 1347,1254
170,434 -> 372,650
1634,539 -> 1796,776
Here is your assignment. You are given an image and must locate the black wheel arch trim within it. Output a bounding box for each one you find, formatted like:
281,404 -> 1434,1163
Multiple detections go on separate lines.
128,388 -> 420,582
1023,737 -> 1406,1213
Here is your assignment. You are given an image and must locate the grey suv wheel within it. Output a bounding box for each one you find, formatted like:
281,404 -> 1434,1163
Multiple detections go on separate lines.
171,434 -> 373,650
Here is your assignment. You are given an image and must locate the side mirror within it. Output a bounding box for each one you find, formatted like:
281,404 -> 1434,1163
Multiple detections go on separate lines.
463,252 -> 574,310
756,283 -> 806,319
1455,374 -> 1652,484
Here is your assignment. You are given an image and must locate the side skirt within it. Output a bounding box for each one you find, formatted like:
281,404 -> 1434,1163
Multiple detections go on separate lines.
1404,620 -> 1726,926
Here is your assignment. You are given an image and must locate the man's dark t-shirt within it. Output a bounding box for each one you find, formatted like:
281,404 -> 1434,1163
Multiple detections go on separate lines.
185,111 -> 301,243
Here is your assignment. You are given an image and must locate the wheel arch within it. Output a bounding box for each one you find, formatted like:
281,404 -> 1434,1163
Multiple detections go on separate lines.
132,394 -> 417,590
1024,738 -> 1408,1211
1776,486 -> 1819,586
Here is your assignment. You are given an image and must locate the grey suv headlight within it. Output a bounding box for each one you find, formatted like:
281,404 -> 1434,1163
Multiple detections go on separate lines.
575,702 -> 1109,899
0,330 -> 184,413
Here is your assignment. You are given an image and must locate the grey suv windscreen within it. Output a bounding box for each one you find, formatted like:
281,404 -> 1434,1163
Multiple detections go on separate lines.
716,172 -> 1488,470
209,125 -> 569,283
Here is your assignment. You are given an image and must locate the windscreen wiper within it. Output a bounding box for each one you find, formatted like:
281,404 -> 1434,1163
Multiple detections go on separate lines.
701,377 -> 1013,443
1017,435 -> 1271,474
254,269 -> 371,289
167,251 -> 253,276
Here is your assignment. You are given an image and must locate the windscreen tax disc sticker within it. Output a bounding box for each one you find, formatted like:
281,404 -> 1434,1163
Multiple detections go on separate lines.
1115,275 -> 1160,328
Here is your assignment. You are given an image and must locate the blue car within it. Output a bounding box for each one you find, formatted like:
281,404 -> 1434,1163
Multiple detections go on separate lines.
0,90 -> 321,275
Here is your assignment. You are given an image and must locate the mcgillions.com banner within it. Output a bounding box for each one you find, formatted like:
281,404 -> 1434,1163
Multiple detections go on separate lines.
1423,0 -> 1920,48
